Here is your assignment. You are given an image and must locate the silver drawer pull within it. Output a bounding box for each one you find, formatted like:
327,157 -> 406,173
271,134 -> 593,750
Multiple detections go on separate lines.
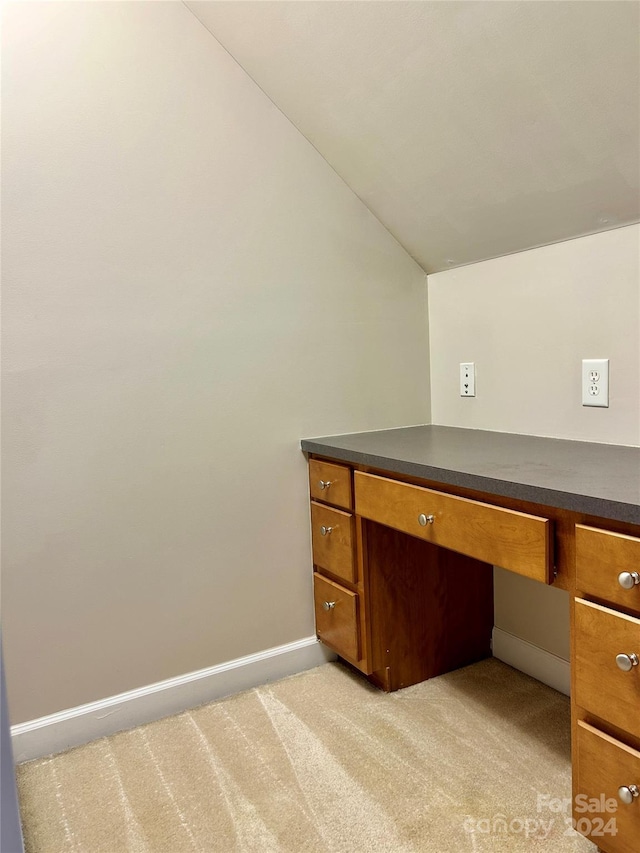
615,652 -> 639,672
320,526 -> 333,536
322,601 -> 336,611
319,480 -> 332,490
618,785 -> 639,805
618,571 -> 640,590
418,513 -> 435,526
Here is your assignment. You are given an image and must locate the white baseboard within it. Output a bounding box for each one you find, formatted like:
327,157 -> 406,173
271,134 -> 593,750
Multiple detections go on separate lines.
492,627 -> 570,697
12,636 -> 335,763
12,630 -> 568,763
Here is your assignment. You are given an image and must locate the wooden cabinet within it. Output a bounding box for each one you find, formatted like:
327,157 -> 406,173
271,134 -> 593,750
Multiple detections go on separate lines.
310,502 -> 356,583
313,574 -> 360,662
574,599 -> 640,740
574,722 -> 640,853
308,458 -> 494,689
576,525 -> 640,612
308,461 -> 369,671
355,471 -> 552,583
574,526 -> 640,852
309,459 -> 352,510
305,438 -> 640,853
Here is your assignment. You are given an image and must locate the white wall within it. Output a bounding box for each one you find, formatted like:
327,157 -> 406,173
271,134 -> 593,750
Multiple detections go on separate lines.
428,225 -> 640,659
428,225 -> 640,446
2,2 -> 430,724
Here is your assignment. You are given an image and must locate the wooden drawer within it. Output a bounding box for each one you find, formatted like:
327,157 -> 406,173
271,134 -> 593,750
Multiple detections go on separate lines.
354,471 -> 552,583
575,599 -> 640,739
309,460 -> 352,510
313,574 -> 359,662
575,721 -> 640,853
576,525 -> 640,613
311,502 -> 356,583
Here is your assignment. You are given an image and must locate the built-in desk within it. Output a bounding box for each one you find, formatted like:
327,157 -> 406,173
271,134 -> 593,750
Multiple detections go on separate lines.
301,426 -> 640,853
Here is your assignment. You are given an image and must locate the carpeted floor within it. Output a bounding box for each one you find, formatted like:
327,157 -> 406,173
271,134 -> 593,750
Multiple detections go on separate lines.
17,659 -> 596,852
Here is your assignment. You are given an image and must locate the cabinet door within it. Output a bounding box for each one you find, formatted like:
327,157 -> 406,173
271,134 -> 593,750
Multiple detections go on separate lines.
574,599 -> 640,740
313,574 -> 359,663
309,460 -> 352,510
310,502 -> 356,583
575,721 -> 640,853
576,525 -> 640,613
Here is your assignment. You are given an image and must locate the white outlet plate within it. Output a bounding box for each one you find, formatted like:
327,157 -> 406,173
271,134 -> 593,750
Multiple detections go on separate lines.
582,358 -> 609,407
460,362 -> 476,397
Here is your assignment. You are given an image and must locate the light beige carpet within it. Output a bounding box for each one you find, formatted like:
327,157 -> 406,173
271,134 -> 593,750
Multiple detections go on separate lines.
17,659 -> 596,852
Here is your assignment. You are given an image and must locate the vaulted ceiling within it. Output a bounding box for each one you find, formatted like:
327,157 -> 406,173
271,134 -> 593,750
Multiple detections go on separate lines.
186,1 -> 640,273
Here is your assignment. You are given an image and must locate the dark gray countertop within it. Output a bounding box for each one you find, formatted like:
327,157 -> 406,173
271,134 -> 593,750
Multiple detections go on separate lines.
301,425 -> 640,525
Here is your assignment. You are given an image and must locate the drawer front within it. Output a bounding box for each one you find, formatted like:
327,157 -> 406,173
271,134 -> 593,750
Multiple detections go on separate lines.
576,525 -> 640,613
309,460 -> 352,510
314,574 -> 359,662
575,599 -> 640,739
575,721 -> 640,853
311,502 -> 356,583
354,472 -> 552,583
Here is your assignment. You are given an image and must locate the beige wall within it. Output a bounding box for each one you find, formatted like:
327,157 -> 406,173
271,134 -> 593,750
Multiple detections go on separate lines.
428,225 -> 640,659
2,2 -> 430,723
493,569 -> 570,660
428,225 -> 640,445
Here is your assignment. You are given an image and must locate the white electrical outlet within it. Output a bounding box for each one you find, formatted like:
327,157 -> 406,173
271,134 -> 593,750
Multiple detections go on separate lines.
460,362 -> 476,397
582,359 -> 609,407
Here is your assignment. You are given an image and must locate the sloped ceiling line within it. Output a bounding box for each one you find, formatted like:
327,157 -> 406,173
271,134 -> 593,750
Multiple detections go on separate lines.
183,0 -> 425,272
187,1 -> 640,273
